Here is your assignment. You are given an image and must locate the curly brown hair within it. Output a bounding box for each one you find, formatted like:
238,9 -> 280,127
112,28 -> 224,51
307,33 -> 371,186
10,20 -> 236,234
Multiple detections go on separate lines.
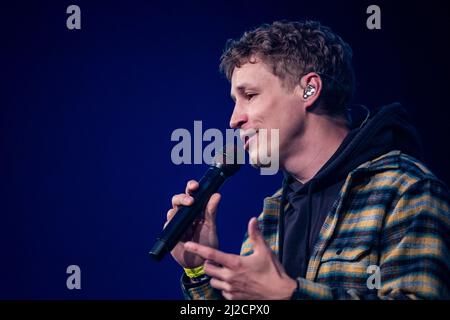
220,20 -> 355,117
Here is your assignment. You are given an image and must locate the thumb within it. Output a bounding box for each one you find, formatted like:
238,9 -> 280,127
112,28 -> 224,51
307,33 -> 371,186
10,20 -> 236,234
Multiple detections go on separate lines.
204,193 -> 221,222
248,217 -> 267,251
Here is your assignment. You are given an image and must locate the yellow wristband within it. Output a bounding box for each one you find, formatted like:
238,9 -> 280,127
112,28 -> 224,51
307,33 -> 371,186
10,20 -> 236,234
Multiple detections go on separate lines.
183,265 -> 205,278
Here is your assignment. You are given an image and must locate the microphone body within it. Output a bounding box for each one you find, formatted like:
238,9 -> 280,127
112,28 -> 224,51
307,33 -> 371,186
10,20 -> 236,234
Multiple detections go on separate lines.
149,164 -> 230,261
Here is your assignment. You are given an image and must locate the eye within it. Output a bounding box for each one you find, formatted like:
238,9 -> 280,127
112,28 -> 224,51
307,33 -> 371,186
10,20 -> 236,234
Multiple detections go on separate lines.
245,93 -> 257,101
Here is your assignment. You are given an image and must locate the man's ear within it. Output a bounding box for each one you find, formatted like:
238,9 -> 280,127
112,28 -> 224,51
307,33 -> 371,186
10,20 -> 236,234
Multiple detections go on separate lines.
300,72 -> 322,111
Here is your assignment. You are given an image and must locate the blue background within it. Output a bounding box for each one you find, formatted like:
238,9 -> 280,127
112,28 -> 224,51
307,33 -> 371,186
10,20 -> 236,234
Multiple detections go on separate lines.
1,0 -> 449,299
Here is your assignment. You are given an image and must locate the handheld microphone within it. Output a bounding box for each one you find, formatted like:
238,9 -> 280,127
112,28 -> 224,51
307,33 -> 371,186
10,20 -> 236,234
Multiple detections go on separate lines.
149,145 -> 242,261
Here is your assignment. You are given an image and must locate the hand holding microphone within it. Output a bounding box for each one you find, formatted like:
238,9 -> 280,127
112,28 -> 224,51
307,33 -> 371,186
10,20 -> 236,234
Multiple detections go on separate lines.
149,145 -> 241,264
165,180 -> 221,268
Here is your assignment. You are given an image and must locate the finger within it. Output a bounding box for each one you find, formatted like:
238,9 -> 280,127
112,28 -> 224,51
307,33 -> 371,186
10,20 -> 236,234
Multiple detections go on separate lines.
167,208 -> 198,223
203,260 -> 229,281
164,208 -> 180,229
222,291 -> 233,300
222,291 -> 241,300
165,207 -> 202,231
210,277 -> 232,292
171,194 -> 194,209
204,193 -> 221,221
248,217 -> 267,252
166,208 -> 176,221
185,180 -> 199,195
184,242 -> 239,269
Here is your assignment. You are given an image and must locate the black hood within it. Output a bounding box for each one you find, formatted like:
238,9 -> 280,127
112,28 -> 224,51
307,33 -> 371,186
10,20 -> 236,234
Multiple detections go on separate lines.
277,103 -> 423,268
303,102 -> 424,190
277,103 -> 424,270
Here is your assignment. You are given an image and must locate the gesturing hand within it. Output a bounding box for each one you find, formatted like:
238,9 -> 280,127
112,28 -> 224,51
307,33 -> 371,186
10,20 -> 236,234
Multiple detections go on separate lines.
184,217 -> 297,300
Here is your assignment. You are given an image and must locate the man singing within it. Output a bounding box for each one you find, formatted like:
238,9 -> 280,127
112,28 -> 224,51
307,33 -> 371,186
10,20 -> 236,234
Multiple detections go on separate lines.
164,20 -> 450,299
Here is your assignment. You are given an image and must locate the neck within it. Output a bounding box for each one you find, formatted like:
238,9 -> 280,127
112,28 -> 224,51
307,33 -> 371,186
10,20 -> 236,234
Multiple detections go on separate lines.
282,113 -> 349,184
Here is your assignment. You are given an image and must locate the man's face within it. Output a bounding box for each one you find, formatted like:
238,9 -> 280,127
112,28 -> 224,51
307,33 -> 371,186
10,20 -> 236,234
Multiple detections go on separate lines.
229,57 -> 305,168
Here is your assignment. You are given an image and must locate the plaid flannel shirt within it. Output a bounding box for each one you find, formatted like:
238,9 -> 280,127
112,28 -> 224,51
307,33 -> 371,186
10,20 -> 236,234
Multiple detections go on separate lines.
181,150 -> 450,299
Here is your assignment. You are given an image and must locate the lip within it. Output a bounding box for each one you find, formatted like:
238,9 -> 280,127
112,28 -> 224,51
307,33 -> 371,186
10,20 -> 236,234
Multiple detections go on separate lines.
241,130 -> 257,151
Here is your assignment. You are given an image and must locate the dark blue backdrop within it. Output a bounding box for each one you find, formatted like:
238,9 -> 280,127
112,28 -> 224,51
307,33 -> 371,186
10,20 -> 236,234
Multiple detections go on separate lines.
1,0 -> 449,299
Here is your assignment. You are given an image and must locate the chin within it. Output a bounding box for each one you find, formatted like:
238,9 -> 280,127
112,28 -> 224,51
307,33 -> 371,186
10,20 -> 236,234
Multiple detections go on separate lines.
248,149 -> 260,167
248,149 -> 272,168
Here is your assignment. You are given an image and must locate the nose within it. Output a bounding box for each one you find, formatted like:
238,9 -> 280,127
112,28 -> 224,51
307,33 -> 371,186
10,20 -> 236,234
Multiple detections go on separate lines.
229,104 -> 248,129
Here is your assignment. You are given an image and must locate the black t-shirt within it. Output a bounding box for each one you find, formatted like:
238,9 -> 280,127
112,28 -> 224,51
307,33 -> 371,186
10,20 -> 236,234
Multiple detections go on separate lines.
281,131 -> 358,279
282,178 -> 345,279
